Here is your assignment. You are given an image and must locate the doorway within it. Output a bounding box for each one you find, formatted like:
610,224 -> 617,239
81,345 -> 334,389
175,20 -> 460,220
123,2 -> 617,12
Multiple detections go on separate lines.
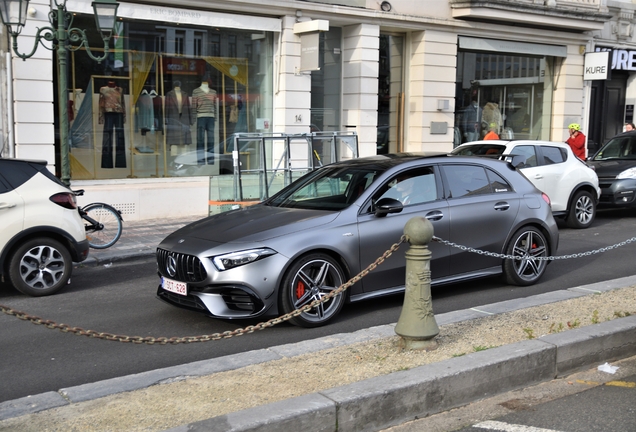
588,72 -> 627,155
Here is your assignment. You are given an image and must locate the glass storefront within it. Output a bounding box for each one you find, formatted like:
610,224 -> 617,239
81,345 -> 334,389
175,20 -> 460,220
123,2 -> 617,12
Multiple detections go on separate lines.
63,13 -> 274,180
377,34 -> 404,155
454,51 -> 554,146
311,28 -> 342,133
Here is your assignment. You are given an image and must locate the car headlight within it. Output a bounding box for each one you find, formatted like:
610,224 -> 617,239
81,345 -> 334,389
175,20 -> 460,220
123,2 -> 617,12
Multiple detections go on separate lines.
617,167 -> 636,179
211,248 -> 277,271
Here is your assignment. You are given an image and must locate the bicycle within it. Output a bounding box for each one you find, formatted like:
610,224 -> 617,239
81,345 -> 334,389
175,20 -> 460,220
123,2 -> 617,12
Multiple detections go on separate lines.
74,190 -> 123,249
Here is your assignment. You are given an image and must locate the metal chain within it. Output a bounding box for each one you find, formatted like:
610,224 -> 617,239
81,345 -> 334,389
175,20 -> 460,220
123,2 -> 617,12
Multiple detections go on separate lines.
4,232 -> 634,344
0,236 -> 408,345
433,235 -> 636,261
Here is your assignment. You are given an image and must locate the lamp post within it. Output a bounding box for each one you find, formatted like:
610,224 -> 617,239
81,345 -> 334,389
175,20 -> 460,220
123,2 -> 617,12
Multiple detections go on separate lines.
0,0 -> 119,186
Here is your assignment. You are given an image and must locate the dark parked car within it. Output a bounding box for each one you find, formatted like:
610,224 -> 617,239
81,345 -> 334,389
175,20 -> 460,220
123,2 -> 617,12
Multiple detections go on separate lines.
587,131 -> 636,208
156,153 -> 559,327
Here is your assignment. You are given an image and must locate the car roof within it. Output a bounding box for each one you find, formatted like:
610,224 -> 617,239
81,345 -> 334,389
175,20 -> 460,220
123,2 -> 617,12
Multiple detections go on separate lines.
336,151 -> 519,166
0,158 -> 63,189
328,152 -> 516,173
456,140 -> 570,149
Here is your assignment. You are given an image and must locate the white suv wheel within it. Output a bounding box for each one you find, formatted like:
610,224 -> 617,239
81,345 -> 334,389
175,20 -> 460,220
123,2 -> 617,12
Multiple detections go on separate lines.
9,237 -> 72,296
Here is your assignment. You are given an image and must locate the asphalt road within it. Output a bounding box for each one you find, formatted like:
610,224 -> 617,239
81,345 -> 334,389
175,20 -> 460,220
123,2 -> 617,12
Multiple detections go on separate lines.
1,208 -> 635,403
385,354 -> 636,432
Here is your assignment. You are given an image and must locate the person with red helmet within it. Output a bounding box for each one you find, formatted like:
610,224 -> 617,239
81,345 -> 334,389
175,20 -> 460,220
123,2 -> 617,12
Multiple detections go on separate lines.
566,123 -> 586,159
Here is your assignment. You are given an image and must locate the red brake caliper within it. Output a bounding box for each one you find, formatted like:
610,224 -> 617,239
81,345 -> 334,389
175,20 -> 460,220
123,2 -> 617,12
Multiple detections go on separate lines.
295,281 -> 305,299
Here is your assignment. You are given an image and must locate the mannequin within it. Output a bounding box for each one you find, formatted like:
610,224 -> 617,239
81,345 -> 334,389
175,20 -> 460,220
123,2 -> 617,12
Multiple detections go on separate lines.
191,74 -> 218,165
165,80 -> 193,150
98,80 -> 126,168
135,88 -> 153,136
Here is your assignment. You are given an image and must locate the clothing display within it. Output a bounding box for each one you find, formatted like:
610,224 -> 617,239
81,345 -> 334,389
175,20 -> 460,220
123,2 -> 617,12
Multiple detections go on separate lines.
152,91 -> 163,134
165,86 -> 192,146
135,90 -> 154,135
99,82 -> 127,168
191,82 -> 218,164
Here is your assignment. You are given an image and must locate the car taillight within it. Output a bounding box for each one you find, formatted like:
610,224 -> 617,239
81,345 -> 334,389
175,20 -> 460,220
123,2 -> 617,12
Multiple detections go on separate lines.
541,193 -> 551,206
50,192 -> 78,209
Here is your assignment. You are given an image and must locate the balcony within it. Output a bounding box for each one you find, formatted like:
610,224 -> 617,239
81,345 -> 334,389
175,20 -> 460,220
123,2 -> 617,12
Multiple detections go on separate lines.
449,0 -> 611,32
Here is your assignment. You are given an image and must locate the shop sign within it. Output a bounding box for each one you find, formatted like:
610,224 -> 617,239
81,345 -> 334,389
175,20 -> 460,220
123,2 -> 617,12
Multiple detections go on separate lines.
163,58 -> 206,76
595,47 -> 636,71
300,32 -> 320,72
584,51 -> 610,80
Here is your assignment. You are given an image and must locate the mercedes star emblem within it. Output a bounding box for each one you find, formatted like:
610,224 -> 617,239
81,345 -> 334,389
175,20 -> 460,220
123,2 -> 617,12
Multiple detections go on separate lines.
166,255 -> 177,278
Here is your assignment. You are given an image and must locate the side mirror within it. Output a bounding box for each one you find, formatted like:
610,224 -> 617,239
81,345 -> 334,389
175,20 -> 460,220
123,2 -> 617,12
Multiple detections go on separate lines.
504,154 -> 526,169
374,197 -> 403,217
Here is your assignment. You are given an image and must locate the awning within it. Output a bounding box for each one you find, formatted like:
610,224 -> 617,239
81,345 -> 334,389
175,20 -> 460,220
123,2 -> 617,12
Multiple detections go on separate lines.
459,37 -> 567,58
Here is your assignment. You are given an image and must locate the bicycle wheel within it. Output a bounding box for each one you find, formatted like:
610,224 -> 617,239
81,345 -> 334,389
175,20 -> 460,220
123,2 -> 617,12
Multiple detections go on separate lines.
83,203 -> 123,249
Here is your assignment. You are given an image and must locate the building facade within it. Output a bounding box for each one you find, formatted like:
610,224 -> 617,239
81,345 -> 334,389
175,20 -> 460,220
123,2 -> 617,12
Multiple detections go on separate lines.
2,0 -> 631,220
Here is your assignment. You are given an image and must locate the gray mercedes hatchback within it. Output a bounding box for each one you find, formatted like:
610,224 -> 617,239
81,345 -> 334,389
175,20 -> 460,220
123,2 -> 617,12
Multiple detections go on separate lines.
156,153 -> 559,327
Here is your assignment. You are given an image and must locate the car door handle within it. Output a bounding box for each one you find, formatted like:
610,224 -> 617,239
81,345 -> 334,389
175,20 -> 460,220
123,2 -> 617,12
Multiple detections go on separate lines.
494,202 -> 510,211
425,210 -> 444,221
533,174 -> 543,179
0,202 -> 16,209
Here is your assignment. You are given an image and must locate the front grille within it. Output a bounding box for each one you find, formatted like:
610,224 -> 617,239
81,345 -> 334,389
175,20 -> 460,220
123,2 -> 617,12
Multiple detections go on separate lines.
157,288 -> 208,312
157,248 -> 207,282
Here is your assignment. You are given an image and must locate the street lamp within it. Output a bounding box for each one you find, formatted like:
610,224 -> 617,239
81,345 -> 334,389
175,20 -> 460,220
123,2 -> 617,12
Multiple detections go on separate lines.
0,0 -> 119,186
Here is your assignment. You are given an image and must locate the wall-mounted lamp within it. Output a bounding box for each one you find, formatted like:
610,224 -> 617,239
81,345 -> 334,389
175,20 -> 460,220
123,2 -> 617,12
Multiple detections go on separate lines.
380,1 -> 392,12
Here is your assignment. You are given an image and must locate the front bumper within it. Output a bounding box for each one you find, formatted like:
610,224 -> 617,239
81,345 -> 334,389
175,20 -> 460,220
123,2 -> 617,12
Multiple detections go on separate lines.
156,247 -> 288,319
597,178 -> 636,208
157,282 -> 271,318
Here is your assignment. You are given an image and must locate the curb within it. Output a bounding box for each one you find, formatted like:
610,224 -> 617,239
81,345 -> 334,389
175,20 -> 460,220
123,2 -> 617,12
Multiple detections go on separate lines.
2,276 -> 636,425
168,317 -> 636,432
80,249 -> 156,267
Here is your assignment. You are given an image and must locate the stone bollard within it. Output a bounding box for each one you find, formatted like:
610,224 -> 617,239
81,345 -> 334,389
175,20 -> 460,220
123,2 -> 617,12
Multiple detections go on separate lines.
395,217 -> 440,351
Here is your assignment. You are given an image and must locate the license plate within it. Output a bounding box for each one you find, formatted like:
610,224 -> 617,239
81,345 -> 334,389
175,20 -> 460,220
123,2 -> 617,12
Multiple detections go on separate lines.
162,277 -> 187,296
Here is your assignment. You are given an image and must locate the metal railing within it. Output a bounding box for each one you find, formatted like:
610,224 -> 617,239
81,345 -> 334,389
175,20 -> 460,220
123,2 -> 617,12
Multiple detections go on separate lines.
209,131 -> 359,213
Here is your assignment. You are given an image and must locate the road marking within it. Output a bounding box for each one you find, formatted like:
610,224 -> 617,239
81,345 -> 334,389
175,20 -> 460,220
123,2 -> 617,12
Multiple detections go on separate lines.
576,379 -> 636,388
474,420 -> 564,431
607,380 -> 636,388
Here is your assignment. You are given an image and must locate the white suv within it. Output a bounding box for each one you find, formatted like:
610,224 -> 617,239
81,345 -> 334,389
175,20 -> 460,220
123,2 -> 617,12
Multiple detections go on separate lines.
452,140 -> 601,229
0,159 -> 89,296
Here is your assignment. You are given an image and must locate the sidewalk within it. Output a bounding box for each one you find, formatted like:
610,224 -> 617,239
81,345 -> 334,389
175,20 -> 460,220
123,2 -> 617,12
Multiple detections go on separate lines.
82,215 -> 202,265
1,217 -> 636,431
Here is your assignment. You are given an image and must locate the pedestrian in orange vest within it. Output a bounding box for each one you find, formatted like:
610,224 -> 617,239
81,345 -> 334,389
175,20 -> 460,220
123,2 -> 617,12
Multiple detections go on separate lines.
484,123 -> 499,140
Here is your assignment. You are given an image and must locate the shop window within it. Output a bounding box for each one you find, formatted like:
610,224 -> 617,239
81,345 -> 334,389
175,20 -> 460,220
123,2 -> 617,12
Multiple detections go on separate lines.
62,15 -> 274,181
228,35 -> 237,58
311,28 -> 342,135
455,51 -> 553,147
377,34 -> 404,155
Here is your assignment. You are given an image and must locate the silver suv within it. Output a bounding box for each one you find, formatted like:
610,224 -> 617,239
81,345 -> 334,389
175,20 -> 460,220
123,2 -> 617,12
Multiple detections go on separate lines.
0,159 -> 89,296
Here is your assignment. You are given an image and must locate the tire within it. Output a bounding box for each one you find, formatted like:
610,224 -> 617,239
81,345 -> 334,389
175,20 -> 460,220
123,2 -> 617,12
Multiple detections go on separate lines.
503,227 -> 549,286
566,190 -> 595,229
8,237 -> 72,296
280,253 -> 346,328
83,204 -> 123,249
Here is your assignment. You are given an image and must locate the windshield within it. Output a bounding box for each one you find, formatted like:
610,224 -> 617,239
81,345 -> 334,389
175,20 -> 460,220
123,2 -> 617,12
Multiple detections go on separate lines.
266,164 -> 386,210
593,136 -> 636,161
451,144 -> 505,156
